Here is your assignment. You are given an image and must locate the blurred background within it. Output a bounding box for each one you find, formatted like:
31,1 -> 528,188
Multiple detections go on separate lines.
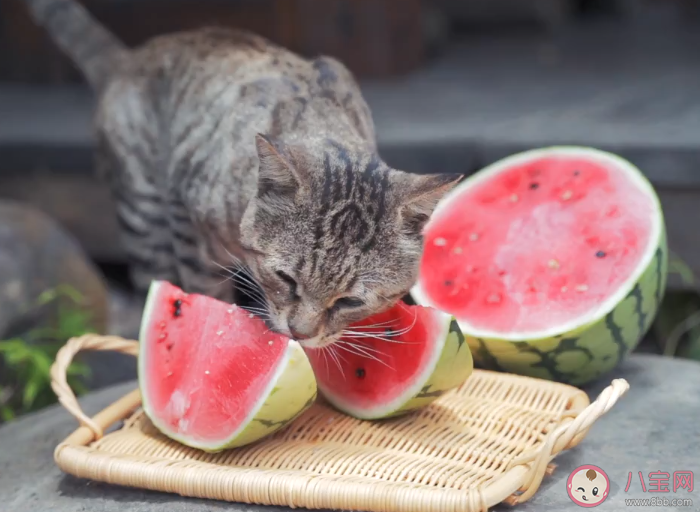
1,0 -> 699,422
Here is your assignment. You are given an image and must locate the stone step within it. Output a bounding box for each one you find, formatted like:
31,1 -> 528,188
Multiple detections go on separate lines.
1,24 -> 700,280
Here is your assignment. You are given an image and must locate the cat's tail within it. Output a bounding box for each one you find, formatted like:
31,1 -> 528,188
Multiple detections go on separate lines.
23,0 -> 128,91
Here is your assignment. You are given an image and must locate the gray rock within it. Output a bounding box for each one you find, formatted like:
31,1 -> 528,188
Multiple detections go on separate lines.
1,354 -> 698,511
0,200 -> 113,410
0,200 -> 109,339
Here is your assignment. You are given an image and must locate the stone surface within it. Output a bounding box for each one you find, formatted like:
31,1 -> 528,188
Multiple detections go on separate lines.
0,200 -> 109,338
1,354 -> 698,511
4,21 -> 700,276
2,19 -> 700,182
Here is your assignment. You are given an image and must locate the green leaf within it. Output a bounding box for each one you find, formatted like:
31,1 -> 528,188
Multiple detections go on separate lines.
66,362 -> 91,379
0,338 -> 29,354
1,345 -> 30,366
22,373 -> 42,410
652,289 -> 700,361
0,406 -> 15,422
28,346 -> 52,376
36,285 -> 85,307
70,379 -> 89,397
0,284 -> 98,420
667,253 -> 695,286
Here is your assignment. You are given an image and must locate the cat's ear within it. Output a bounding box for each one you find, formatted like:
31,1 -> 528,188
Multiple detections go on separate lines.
254,133 -> 303,200
399,173 -> 462,236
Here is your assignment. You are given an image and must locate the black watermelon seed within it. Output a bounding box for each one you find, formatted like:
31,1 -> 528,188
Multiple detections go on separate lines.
529,182 -> 539,190
444,280 -> 454,286
596,250 -> 606,258
574,170 -> 580,176
355,368 -> 366,379
173,299 -> 183,317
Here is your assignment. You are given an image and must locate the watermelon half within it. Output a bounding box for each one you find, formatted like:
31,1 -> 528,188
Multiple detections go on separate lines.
411,146 -> 667,386
138,280 -> 317,452
304,301 -> 473,420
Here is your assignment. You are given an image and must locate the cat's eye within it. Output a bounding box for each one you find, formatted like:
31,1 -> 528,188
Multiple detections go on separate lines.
332,296 -> 365,310
275,270 -> 298,296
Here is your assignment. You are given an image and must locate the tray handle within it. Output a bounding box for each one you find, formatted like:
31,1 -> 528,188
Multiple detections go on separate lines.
504,377 -> 630,505
51,334 -> 139,439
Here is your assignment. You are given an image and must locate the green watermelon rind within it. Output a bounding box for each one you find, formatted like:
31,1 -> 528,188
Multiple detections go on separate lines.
315,311 -> 474,420
138,280 -> 318,453
411,146 -> 667,386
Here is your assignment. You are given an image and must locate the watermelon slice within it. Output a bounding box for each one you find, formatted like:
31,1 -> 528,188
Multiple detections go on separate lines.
138,280 -> 317,452
304,301 -> 473,419
411,146 -> 667,385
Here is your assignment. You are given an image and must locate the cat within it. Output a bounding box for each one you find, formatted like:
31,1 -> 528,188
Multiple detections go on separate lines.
23,0 -> 462,348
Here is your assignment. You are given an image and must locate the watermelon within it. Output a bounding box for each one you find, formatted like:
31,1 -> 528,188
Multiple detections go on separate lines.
138,280 -> 317,452
411,146 -> 667,386
304,301 -> 473,419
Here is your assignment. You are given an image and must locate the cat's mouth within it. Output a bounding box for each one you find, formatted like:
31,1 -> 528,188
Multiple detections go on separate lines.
254,312 -> 339,349
294,333 -> 341,350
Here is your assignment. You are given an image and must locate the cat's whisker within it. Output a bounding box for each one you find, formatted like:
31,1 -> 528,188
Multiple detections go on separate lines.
214,273 -> 236,287
211,260 -> 237,276
341,330 -> 418,345
340,307 -> 418,342
234,283 -> 268,305
242,305 -> 269,313
380,325 -> 415,337
320,347 -> 331,379
334,342 -> 393,369
355,319 -> 401,329
213,267 -> 265,299
237,285 -> 267,305
212,243 -> 248,273
327,346 -> 346,380
226,267 -> 263,292
224,272 -> 267,301
342,328 -> 398,337
377,310 -> 418,337
213,274 -> 269,309
226,256 -> 258,283
243,311 -> 272,321
210,259 -> 266,303
222,246 -> 242,263
331,344 -> 348,364
233,263 -> 257,282
338,340 -> 387,357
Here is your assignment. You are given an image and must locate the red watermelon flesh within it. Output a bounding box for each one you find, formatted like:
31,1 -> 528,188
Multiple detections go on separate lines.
139,280 -> 293,445
417,150 -> 657,336
304,300 -> 469,419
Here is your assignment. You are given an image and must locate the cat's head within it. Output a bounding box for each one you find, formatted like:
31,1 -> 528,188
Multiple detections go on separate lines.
239,133 -> 461,348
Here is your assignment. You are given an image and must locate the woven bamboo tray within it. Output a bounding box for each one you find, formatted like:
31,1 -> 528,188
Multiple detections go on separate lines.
50,334 -> 629,512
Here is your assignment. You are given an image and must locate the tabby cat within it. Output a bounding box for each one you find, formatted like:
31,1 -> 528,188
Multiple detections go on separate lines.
24,0 -> 462,348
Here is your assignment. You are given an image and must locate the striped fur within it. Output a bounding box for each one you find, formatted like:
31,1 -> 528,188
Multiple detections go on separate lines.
25,1 -> 462,347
